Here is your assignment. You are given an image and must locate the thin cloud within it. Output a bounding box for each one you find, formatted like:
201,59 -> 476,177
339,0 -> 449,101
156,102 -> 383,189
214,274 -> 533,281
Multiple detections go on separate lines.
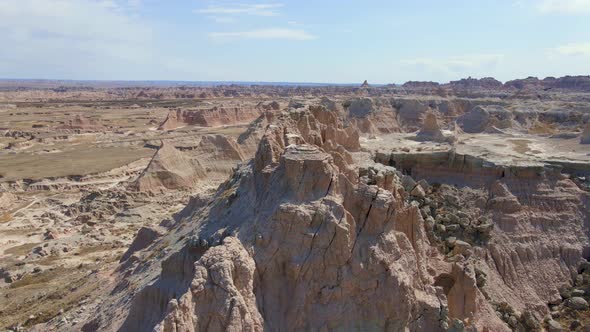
402,54 -> 505,79
209,28 -> 317,41
196,3 -> 284,17
537,0 -> 590,14
551,42 -> 590,56
403,54 -> 504,69
207,16 -> 236,23
287,20 -> 303,26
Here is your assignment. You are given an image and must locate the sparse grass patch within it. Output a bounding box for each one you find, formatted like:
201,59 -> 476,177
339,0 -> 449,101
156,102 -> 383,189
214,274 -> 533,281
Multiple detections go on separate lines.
1,266 -> 102,329
4,242 -> 40,256
77,243 -> 116,256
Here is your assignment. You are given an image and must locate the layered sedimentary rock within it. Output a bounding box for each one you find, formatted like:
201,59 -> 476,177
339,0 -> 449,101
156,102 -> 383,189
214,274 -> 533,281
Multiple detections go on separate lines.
505,75 -> 590,92
457,105 -> 518,133
132,142 -> 205,193
345,98 -> 400,134
85,106 -> 535,332
157,110 -> 182,131
158,105 -> 262,130
6,77 -> 590,332
393,98 -> 431,130
194,134 -> 247,174
196,134 -> 245,161
237,112 -> 275,155
374,148 -> 590,329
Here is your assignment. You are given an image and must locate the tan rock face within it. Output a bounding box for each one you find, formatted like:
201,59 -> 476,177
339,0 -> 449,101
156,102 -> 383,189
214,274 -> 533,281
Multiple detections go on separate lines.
346,98 -> 400,135
92,107 -> 459,331
147,112 -> 445,331
132,142 -> 205,193
197,134 -> 245,161
415,111 -> 454,143
237,112 -> 275,155
158,105 -> 263,130
157,109 -> 181,131
157,238 -> 264,332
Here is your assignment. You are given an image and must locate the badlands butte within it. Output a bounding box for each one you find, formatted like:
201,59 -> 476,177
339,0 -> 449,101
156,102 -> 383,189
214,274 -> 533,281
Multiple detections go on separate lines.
0,76 -> 589,332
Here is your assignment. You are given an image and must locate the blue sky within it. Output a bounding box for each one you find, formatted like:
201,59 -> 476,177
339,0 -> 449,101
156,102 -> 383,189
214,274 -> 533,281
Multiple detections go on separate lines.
0,0 -> 589,83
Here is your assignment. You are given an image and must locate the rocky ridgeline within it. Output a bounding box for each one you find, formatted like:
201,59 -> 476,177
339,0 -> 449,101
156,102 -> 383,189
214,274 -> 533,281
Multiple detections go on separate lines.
75,102 -> 589,332
402,76 -> 590,93
3,75 -> 590,104
84,106 -> 480,331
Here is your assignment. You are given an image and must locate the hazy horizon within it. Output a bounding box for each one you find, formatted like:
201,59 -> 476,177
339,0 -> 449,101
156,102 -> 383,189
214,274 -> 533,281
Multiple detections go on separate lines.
1,0 -> 589,84
1,74 -> 587,87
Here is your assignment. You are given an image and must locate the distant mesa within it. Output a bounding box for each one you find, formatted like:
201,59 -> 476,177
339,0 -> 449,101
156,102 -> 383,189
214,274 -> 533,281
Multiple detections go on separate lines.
449,77 -> 503,90
397,75 -> 590,92
505,75 -> 590,91
402,81 -> 440,90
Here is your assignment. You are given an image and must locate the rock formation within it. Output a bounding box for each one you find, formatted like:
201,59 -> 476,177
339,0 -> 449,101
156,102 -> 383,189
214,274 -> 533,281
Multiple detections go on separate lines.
394,98 -> 430,130
457,106 -> 491,133
90,107 -> 447,330
132,142 -> 205,193
3,78 -> 590,332
196,135 -> 245,161
157,109 -> 181,131
158,105 -> 263,130
449,77 -> 503,90
237,112 -> 275,155
193,134 -> 248,175
506,75 -> 590,92
415,111 -> 449,143
346,98 -> 400,134
58,114 -> 106,131
83,106 -> 530,332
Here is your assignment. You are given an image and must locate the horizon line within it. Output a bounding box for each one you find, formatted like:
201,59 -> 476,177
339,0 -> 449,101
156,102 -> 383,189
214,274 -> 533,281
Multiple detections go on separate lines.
1,75 -> 589,87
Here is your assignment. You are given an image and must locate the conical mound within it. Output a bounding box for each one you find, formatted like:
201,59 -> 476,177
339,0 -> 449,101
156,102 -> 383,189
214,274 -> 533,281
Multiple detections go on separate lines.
416,111 -> 448,142
133,142 -> 205,193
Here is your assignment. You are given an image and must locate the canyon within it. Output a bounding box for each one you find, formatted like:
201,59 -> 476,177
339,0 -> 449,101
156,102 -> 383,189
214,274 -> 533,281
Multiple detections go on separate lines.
0,77 -> 589,331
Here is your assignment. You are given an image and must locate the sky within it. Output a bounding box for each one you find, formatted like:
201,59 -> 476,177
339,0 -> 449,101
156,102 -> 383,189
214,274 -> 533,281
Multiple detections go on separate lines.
0,0 -> 589,84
